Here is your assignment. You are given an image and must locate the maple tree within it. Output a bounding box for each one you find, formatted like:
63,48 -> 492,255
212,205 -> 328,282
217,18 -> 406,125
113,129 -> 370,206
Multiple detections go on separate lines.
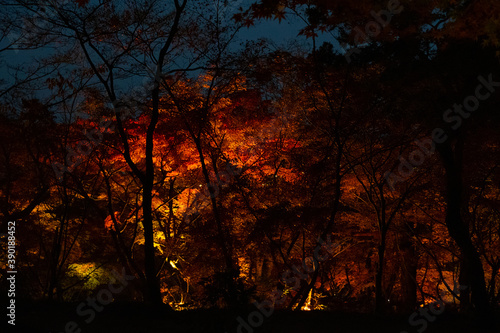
1,2 -> 500,332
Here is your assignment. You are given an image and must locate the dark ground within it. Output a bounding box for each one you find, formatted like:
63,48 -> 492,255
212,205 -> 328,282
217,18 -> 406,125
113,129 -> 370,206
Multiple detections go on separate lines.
11,301 -> 500,333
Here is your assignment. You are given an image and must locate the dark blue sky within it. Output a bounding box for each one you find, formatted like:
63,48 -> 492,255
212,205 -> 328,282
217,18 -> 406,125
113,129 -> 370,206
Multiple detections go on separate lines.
0,3 -> 337,94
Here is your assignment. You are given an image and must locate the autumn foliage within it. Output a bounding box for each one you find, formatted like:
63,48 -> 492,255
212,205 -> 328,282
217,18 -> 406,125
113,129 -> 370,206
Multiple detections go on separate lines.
0,1 -> 499,327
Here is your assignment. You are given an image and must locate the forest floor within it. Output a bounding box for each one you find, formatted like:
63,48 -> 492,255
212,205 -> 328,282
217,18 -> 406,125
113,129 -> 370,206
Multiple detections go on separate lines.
13,301 -> 500,333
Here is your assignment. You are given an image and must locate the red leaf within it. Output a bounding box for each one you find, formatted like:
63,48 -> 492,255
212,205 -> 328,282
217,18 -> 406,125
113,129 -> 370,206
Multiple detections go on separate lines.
244,18 -> 255,28
75,0 -> 89,8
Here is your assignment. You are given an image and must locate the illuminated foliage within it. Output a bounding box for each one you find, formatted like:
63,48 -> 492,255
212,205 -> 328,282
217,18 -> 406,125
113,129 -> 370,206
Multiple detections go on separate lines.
1,1 -> 500,323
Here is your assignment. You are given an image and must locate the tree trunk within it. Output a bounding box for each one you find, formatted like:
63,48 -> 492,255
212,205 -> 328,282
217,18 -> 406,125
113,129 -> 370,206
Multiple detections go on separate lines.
375,231 -> 387,314
459,257 -> 471,312
399,230 -> 418,313
141,182 -> 163,307
194,138 -> 239,307
438,140 -> 492,323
